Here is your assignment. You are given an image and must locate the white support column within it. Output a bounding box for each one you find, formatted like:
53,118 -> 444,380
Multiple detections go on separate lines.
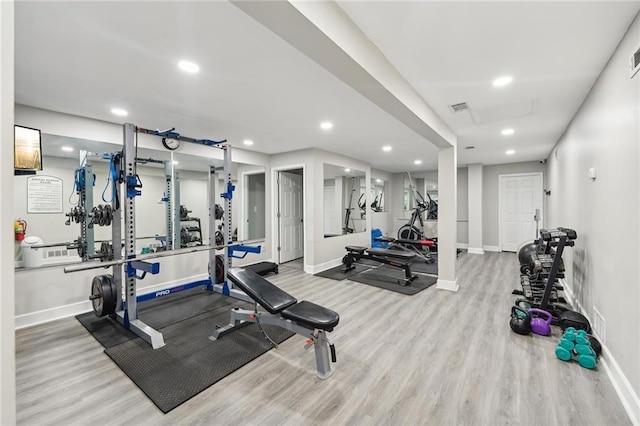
437,146 -> 458,292
0,1 -> 16,424
467,164 -> 484,254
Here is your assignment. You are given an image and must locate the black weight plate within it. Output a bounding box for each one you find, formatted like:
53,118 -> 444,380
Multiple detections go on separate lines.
215,255 -> 225,284
91,275 -> 117,317
214,204 -> 224,220
215,231 -> 224,247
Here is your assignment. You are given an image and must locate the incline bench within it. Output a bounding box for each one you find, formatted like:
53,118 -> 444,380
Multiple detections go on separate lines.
343,245 -> 418,285
375,236 -> 436,264
210,267 -> 340,379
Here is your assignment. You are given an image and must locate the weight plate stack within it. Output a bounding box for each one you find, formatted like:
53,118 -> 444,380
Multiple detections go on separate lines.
90,274 -> 117,317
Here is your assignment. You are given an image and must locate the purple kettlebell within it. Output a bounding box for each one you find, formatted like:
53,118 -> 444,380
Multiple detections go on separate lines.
528,308 -> 552,336
529,308 -> 553,336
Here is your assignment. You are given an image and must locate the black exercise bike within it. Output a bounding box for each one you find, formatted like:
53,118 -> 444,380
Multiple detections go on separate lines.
398,172 -> 438,240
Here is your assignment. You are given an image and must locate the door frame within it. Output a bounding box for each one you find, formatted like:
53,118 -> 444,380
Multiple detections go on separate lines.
241,168 -> 266,242
498,172 -> 543,251
271,164 -> 306,264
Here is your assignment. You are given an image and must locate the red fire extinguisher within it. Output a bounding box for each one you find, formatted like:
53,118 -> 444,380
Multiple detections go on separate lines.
14,219 -> 27,241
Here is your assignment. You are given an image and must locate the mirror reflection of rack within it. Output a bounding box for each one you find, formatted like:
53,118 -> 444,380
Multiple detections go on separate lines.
13,133 -> 267,269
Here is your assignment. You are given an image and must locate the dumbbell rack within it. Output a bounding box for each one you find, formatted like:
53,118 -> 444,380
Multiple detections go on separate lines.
519,228 -> 577,314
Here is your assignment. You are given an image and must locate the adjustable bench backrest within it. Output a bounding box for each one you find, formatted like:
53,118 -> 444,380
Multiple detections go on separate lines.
227,267 -> 297,314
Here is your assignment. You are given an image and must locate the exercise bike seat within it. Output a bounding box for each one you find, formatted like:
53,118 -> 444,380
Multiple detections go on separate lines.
374,236 -> 396,243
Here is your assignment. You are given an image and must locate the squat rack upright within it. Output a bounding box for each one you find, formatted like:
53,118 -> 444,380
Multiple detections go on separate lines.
96,124 -> 229,348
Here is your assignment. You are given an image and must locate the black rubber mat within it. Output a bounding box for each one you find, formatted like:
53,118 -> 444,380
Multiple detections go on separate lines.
77,288 -> 294,413
77,287 -> 231,348
105,306 -> 293,413
348,267 -> 438,295
314,262 -> 373,281
408,254 -> 438,275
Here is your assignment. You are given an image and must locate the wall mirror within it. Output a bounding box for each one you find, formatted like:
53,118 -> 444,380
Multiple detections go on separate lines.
215,164 -> 266,243
14,133 -> 266,269
323,163 -> 366,237
371,178 -> 388,213
403,172 -> 438,219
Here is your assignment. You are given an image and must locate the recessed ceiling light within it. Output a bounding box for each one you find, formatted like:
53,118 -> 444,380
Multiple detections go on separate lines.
344,168 -> 351,172
111,108 -> 128,116
178,60 -> 199,73
172,160 -> 179,165
61,146 -> 74,152
382,145 -> 392,152
493,76 -> 513,87
414,160 -> 422,165
376,179 -> 382,183
243,139 -> 254,146
501,128 -> 515,136
320,121 -> 333,130
506,150 -> 515,155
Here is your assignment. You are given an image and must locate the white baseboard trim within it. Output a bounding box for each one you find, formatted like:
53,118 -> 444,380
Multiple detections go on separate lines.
483,245 -> 501,252
306,258 -> 342,275
467,247 -> 485,255
601,346 -> 640,425
436,278 -> 458,292
15,300 -> 93,330
560,279 -> 639,425
15,273 -> 211,330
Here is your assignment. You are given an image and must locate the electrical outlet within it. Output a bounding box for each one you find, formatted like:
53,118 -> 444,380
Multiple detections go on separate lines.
592,307 -> 606,344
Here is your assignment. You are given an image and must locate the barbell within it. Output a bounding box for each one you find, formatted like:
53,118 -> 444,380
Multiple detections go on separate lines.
63,238 -> 265,274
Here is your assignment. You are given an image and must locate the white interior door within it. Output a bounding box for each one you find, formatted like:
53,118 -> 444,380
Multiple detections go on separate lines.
278,171 -> 303,263
499,173 -> 542,252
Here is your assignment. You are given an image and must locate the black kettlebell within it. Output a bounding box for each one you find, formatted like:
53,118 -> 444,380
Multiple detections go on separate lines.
510,305 -> 532,335
515,298 -> 532,313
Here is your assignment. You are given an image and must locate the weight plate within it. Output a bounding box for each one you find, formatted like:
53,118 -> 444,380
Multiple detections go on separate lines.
105,204 -> 112,226
91,274 -> 117,317
215,231 -> 224,247
214,204 -> 224,220
215,255 -> 225,284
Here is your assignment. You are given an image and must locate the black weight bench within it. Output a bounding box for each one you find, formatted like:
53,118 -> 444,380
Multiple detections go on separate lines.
343,245 -> 418,285
245,261 -> 279,276
210,267 -> 339,379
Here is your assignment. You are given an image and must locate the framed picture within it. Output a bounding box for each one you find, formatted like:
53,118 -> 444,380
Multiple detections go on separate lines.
14,125 -> 43,172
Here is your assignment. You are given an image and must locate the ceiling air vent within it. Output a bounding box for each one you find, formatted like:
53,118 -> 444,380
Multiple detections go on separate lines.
465,146 -> 475,150
448,102 -> 469,113
631,45 -> 640,79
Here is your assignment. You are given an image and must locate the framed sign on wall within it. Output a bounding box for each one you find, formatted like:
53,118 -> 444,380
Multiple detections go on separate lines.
27,175 -> 63,214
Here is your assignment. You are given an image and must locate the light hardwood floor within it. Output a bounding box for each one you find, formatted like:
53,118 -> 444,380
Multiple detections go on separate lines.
16,252 -> 630,425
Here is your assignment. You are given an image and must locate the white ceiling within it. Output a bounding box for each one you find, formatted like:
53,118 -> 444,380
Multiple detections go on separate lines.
40,133 -> 226,173
14,1 -> 640,173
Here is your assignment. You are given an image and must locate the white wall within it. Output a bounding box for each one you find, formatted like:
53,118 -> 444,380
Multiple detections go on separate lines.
0,1 -> 16,423
547,12 -> 640,422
